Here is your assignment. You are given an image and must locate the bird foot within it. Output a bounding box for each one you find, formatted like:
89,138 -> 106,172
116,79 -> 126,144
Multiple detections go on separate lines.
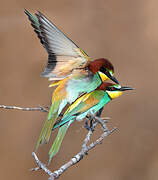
84,119 -> 95,132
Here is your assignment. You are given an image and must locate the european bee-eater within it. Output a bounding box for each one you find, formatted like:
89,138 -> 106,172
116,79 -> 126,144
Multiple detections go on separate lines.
24,10 -> 119,151
48,83 -> 133,163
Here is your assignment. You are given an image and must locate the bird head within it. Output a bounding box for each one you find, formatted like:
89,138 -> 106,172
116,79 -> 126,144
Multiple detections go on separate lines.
106,83 -> 134,99
97,82 -> 134,99
88,58 -> 119,84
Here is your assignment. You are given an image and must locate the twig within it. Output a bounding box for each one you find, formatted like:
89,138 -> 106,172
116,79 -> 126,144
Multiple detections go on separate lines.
94,116 -> 109,131
0,105 -> 48,112
31,117 -> 117,180
31,152 -> 54,178
82,120 -> 97,151
0,104 -> 117,179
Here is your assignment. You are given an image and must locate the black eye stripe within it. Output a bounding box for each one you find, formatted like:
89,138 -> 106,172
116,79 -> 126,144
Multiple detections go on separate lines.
106,87 -> 117,91
100,67 -> 108,73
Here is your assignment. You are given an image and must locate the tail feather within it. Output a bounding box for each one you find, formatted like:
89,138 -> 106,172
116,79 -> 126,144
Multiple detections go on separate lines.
52,115 -> 75,130
35,105 -> 58,151
45,112 -> 58,143
48,120 -> 73,164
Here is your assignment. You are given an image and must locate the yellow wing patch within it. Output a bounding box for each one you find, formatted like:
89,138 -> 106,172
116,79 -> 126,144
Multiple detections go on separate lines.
64,92 -> 93,115
49,76 -> 70,87
77,91 -> 102,113
64,90 -> 104,115
49,80 -> 61,87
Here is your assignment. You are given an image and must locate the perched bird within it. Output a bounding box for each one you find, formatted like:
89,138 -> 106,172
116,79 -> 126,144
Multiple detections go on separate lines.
24,10 -> 119,151
48,83 -> 133,163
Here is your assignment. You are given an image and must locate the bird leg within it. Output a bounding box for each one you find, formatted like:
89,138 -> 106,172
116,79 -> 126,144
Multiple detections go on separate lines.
84,115 -> 95,132
96,107 -> 104,117
84,119 -> 91,131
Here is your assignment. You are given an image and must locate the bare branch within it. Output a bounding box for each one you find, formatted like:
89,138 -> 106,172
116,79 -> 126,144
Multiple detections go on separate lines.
31,117 -> 117,180
0,104 -> 117,179
0,105 -> 48,112
31,152 -> 55,179
82,120 -> 98,151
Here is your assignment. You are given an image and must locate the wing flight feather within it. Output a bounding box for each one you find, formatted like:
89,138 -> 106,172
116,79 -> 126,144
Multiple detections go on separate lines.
25,10 -> 91,80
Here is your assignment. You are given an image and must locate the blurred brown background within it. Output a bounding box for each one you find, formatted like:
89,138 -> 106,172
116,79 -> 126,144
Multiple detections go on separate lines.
0,0 -> 157,180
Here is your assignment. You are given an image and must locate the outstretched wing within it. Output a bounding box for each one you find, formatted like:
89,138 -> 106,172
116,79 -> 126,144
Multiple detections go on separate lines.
25,10 -> 91,80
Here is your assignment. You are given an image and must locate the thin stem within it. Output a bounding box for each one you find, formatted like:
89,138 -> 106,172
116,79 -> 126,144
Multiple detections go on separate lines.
0,105 -> 48,112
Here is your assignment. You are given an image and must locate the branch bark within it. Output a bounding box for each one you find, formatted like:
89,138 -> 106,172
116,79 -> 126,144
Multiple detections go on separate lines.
0,105 -> 48,112
31,117 -> 117,180
0,104 -> 117,179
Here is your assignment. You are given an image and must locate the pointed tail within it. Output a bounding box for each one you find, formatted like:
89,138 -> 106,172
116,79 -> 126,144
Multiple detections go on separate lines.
48,119 -> 74,164
35,104 -> 59,151
52,114 -> 76,130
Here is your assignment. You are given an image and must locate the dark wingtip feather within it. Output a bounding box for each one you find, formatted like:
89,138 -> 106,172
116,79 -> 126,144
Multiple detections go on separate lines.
25,10 -> 58,78
24,9 -> 34,20
24,8 -> 29,15
41,69 -> 52,77
35,11 -> 45,22
24,10 -> 48,50
37,11 -> 44,17
41,53 -> 57,77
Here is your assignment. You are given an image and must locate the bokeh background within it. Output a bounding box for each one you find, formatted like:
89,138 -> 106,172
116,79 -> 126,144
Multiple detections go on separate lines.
0,0 -> 158,180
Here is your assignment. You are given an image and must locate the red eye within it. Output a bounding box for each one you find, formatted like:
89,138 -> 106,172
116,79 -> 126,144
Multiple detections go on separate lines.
111,87 -> 115,91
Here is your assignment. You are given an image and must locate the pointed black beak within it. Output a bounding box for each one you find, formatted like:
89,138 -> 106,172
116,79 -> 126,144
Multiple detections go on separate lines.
120,87 -> 134,91
99,67 -> 119,84
110,75 -> 119,84
106,72 -> 119,84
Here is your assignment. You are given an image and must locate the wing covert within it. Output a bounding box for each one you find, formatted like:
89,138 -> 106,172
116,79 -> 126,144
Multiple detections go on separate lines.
64,90 -> 105,116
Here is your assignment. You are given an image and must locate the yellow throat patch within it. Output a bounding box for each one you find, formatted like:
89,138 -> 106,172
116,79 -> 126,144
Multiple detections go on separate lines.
107,91 -> 123,99
98,71 -> 109,82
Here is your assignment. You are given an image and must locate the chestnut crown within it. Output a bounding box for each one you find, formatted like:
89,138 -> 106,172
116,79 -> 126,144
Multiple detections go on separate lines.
88,58 -> 119,84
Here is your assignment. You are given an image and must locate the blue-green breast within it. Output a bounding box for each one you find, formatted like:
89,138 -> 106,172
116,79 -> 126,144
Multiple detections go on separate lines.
66,72 -> 102,103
